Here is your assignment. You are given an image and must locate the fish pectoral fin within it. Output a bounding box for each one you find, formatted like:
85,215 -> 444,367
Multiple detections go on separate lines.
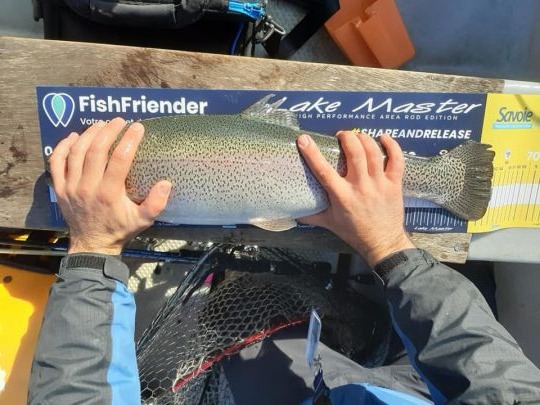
250,217 -> 297,232
241,94 -> 301,130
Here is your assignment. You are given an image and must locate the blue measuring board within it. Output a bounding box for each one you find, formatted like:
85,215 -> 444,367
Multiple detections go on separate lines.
37,87 -> 487,233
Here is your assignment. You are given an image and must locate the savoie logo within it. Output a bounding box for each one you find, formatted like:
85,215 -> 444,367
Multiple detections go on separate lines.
493,106 -> 534,129
43,93 -> 75,127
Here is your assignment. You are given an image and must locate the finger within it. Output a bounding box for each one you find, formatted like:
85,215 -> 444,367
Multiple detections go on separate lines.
103,122 -> 145,189
80,117 -> 127,189
137,180 -> 172,223
49,132 -> 79,196
297,134 -> 343,194
337,131 -> 367,180
380,134 -> 405,182
357,133 -> 384,176
66,120 -> 106,187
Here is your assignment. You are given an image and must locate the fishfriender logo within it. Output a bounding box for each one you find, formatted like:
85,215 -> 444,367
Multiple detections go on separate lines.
43,93 -> 75,127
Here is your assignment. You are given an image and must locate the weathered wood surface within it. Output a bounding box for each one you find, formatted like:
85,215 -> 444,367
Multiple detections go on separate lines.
142,227 -> 472,263
0,36 -> 502,262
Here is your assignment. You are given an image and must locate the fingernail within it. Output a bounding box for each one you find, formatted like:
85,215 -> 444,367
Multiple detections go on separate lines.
160,182 -> 172,196
297,135 -> 310,149
130,122 -> 145,136
337,130 -> 354,138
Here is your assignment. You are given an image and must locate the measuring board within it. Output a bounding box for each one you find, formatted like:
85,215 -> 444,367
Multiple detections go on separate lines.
468,94 -> 540,232
36,88 -> 539,233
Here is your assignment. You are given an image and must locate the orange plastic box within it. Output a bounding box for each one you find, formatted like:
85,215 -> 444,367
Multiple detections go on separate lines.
325,0 -> 415,68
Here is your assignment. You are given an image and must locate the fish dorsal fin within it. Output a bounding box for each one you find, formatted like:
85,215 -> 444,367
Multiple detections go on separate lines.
241,94 -> 300,130
250,217 -> 297,232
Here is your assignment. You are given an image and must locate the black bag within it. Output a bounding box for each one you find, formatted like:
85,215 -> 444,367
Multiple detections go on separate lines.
61,0 -> 242,28
33,0 -> 338,57
34,0 -> 257,53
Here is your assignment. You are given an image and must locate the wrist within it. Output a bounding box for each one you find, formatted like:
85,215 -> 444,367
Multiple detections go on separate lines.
68,240 -> 123,256
362,233 -> 415,268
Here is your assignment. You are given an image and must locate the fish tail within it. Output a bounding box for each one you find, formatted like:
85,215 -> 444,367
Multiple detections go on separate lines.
436,141 -> 495,220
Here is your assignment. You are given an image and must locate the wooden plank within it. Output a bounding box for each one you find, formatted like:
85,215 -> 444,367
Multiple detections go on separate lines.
141,227 -> 472,264
0,36 -> 500,262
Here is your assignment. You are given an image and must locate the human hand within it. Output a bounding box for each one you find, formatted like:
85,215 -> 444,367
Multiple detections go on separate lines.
297,131 -> 414,268
49,118 -> 172,255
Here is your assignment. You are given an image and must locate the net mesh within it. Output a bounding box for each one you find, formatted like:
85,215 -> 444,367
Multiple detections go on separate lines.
136,245 -> 390,404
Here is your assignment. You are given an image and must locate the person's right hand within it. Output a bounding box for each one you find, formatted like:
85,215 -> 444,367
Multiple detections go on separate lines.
297,131 -> 415,268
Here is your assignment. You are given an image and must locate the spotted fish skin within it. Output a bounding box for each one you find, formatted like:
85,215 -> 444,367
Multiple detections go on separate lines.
403,141 -> 494,221
126,96 -> 494,228
127,114 -> 344,227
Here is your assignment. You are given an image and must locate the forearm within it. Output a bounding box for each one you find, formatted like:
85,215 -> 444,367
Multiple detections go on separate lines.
377,249 -> 540,404
29,254 -> 140,405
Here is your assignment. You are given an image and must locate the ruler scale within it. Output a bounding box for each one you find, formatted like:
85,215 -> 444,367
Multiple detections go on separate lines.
533,177 -> 540,222
468,93 -> 540,232
512,170 -> 524,221
513,170 -> 523,221
524,168 -> 536,221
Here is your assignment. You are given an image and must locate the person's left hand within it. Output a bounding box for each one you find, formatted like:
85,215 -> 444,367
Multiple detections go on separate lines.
49,118 -> 172,255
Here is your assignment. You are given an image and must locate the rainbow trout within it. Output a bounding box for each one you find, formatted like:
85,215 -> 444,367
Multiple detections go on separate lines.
127,95 -> 494,230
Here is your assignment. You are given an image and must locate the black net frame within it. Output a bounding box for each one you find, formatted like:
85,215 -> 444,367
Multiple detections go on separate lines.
136,244 -> 391,404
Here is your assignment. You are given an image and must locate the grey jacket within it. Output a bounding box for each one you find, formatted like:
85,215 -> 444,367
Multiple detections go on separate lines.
28,249 -> 540,404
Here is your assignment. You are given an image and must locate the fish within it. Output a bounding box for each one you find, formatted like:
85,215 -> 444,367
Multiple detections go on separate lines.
125,95 -> 495,231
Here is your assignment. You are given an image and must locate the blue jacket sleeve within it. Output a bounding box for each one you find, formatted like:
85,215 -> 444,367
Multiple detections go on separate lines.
28,253 -> 140,405
377,249 -> 540,404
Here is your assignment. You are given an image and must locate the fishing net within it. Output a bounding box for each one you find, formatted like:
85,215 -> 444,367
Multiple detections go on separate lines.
136,245 -> 390,404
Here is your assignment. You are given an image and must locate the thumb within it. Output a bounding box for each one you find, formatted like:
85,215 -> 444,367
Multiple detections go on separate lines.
298,211 -> 327,228
138,180 -> 172,222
